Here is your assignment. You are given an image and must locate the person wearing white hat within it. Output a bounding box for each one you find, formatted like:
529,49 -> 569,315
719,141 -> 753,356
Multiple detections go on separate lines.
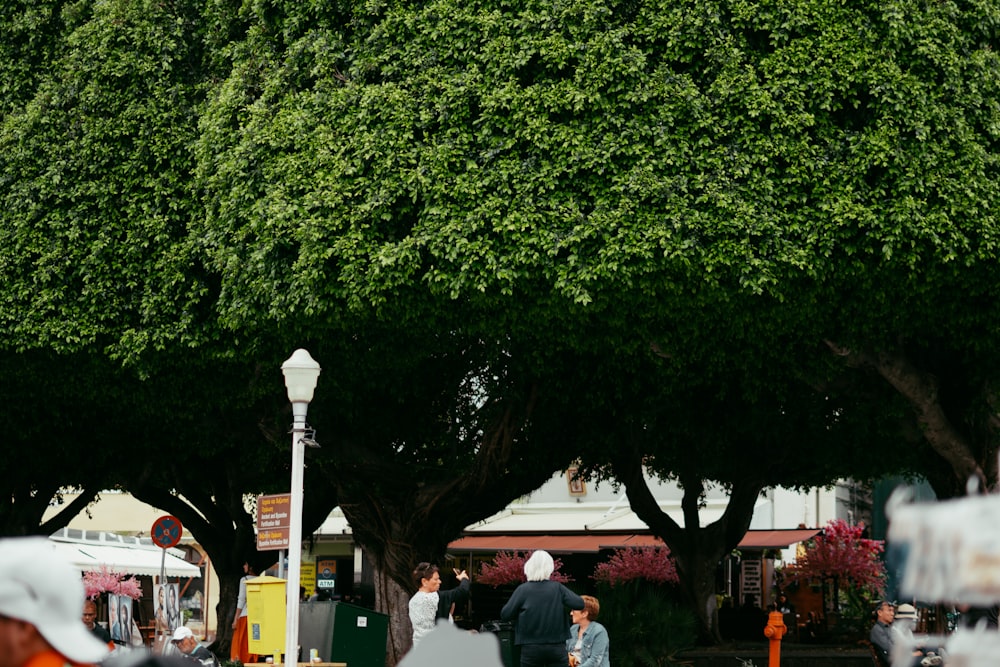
0,537 -> 110,667
893,604 -> 918,628
170,627 -> 219,667
890,603 -> 942,667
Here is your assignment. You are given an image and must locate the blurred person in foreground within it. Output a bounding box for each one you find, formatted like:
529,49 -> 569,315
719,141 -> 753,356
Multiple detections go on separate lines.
0,537 -> 110,667
501,550 -> 584,667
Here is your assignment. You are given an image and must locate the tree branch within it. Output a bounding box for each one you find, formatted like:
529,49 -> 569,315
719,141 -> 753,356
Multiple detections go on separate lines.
824,340 -> 984,488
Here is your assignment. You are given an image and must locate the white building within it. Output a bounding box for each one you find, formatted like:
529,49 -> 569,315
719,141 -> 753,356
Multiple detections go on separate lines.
44,470 -> 868,636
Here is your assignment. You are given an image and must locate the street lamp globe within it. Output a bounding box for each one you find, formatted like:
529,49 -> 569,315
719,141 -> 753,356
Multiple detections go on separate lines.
281,348 -> 321,405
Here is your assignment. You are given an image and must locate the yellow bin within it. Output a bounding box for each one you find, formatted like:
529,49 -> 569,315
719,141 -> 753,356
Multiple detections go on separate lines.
246,575 -> 287,657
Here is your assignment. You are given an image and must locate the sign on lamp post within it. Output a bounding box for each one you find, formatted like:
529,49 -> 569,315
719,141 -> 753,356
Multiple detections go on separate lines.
257,494 -> 292,551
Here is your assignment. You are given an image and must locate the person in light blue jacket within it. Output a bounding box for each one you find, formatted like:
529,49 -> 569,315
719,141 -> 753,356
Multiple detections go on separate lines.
566,595 -> 610,667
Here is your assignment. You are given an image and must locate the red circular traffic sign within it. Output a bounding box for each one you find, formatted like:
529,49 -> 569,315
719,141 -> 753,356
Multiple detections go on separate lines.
151,515 -> 183,549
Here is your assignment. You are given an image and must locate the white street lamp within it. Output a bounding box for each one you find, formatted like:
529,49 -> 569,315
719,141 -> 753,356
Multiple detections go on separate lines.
281,349 -> 321,666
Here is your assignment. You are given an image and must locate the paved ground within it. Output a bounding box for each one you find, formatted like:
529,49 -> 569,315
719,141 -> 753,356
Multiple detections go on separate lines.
676,641 -> 872,667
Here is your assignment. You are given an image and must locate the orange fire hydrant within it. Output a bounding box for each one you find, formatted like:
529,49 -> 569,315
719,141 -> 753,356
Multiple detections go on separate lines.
763,610 -> 787,667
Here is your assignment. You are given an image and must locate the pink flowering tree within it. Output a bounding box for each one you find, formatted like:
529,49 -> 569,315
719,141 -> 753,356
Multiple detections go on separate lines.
592,547 -> 693,664
477,551 -> 572,586
83,565 -> 143,600
781,519 -> 885,623
593,547 -> 680,587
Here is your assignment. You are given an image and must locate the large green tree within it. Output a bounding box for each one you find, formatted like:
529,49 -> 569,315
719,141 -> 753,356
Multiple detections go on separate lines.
0,4 -> 591,661
604,347 -> 923,641
0,0 -> 286,654
580,0 -> 999,639
3,0 -> 1000,660
0,349 -> 122,535
189,0 -> 1000,645
676,0 -> 1000,498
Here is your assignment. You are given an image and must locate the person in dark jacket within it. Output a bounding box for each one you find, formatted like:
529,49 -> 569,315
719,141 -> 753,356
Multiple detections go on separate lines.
870,600 -> 929,667
435,568 -> 471,623
501,550 -> 584,667
83,599 -> 112,645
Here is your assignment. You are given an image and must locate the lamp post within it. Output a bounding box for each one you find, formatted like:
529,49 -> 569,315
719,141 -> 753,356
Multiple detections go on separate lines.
281,349 -> 321,666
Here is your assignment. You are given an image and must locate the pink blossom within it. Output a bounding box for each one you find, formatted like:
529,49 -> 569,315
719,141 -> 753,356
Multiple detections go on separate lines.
592,547 -> 680,587
82,566 -> 143,600
783,519 -> 885,594
478,551 -> 572,587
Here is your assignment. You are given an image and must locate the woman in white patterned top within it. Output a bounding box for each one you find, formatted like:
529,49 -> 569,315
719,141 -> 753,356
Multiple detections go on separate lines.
408,562 -> 470,648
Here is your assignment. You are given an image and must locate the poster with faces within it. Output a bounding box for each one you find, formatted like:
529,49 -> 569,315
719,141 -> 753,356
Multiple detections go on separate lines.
155,583 -> 181,632
108,594 -> 132,645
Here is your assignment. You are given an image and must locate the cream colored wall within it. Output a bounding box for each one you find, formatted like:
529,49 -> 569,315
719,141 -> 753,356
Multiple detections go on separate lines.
42,491 -> 220,637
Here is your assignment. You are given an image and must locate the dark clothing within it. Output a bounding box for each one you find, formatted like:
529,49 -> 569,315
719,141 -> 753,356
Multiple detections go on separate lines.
435,578 -> 471,621
871,621 -> 926,667
869,620 -> 893,663
500,580 -> 584,647
737,603 -> 767,641
183,644 -> 220,667
89,623 -> 112,643
518,642 -> 567,667
960,605 -> 1000,629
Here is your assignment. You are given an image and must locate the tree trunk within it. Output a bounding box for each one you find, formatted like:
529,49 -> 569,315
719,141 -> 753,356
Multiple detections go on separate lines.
371,555 -> 412,667
613,452 -> 764,644
126,474 -> 300,657
322,391 -> 577,666
825,341 -> 1000,494
673,544 -> 725,643
211,573 -> 241,656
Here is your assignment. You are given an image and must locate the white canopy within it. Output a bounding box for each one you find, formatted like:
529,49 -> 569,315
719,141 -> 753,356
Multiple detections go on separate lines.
50,529 -> 201,578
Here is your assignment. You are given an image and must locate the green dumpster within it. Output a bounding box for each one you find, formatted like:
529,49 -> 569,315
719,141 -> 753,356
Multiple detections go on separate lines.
479,620 -> 519,667
307,602 -> 388,667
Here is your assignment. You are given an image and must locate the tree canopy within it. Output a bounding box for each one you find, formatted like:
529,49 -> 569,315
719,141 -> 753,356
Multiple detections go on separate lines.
2,0 -> 999,658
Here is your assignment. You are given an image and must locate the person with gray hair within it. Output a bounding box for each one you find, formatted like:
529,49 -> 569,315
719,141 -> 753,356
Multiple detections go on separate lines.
501,551 -> 585,667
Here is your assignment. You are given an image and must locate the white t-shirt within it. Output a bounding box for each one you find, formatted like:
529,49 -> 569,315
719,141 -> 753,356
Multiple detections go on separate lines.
237,576 -> 250,618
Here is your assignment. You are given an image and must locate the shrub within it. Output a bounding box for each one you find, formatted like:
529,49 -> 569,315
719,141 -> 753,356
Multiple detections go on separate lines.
595,579 -> 696,667
477,551 -> 573,587
593,547 -> 679,587
592,547 -> 693,666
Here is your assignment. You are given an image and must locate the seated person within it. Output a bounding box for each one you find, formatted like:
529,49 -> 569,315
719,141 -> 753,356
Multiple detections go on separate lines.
893,604 -> 943,666
171,627 -> 220,667
870,601 -> 940,667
